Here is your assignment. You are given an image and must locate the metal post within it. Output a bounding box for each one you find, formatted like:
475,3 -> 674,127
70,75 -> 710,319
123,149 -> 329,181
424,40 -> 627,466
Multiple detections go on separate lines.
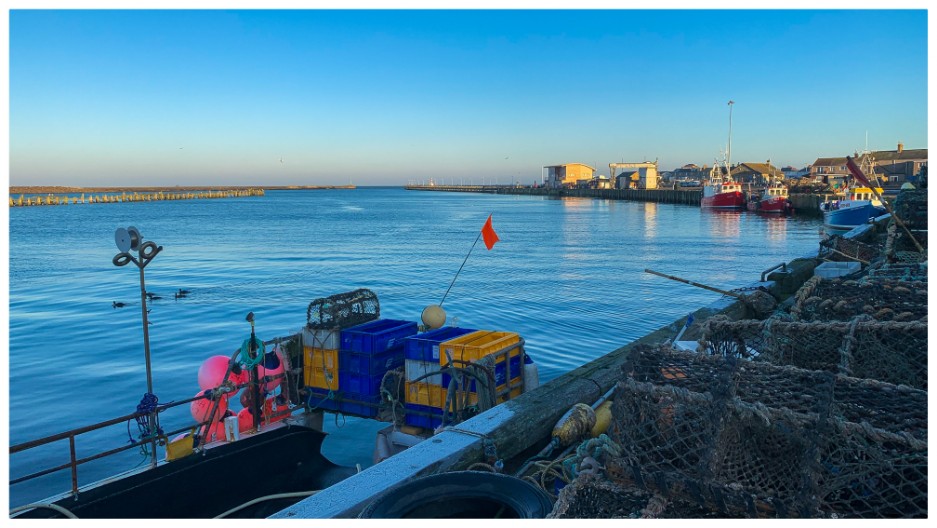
138,266 -> 153,395
113,227 -> 162,468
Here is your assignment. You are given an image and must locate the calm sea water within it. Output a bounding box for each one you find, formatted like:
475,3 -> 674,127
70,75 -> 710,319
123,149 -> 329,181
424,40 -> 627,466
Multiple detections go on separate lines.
7,187 -> 823,507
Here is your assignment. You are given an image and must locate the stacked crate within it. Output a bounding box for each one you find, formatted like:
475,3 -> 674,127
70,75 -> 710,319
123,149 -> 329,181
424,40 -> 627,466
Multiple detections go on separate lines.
404,329 -> 524,429
306,319 -> 418,418
402,327 -> 477,429
302,326 -> 341,392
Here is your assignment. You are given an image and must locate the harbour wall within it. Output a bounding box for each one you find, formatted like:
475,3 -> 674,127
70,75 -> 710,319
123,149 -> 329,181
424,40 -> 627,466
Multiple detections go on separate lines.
405,185 -> 826,217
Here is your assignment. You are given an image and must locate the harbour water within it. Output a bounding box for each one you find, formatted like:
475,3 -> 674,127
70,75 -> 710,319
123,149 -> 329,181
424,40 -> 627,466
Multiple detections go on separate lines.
8,187 -> 824,507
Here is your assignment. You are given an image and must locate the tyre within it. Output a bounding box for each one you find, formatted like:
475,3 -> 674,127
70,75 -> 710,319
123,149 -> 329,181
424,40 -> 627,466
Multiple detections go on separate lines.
358,470 -> 553,518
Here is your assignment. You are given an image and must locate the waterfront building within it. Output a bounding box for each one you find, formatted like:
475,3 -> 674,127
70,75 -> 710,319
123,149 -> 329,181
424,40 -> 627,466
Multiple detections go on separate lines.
543,163 -> 595,188
610,161 -> 659,190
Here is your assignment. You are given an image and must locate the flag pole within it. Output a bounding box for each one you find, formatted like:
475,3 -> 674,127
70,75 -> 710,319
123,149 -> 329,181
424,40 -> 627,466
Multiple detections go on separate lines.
846,156 -> 924,254
439,230 -> 482,307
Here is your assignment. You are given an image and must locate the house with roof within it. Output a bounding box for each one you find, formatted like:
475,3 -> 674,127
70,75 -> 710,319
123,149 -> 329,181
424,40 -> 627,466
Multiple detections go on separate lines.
866,143 -> 927,186
729,162 -> 784,186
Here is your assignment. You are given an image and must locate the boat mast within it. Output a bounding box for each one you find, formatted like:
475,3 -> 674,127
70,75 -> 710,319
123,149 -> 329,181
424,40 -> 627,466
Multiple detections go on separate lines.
726,99 -> 735,169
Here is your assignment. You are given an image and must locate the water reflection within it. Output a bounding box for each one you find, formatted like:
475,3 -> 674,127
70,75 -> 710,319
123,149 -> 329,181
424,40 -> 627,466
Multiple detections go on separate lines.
763,215 -> 788,243
643,202 -> 658,240
704,209 -> 742,238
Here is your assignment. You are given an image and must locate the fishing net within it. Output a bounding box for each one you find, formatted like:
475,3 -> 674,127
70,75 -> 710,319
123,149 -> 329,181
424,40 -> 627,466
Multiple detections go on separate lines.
699,315 -> 927,390
818,234 -> 881,265
866,262 -> 927,281
549,474 -> 744,518
595,344 -> 927,518
305,288 -> 379,329
790,276 -> 927,322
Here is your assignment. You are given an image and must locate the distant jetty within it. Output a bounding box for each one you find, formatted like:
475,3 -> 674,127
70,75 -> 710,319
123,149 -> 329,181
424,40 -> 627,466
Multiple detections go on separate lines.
8,185 -> 355,207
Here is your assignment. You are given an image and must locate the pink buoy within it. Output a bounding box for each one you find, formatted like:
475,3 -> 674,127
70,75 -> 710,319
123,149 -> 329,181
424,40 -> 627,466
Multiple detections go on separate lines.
257,349 -> 285,392
190,390 -> 228,424
197,355 -> 234,391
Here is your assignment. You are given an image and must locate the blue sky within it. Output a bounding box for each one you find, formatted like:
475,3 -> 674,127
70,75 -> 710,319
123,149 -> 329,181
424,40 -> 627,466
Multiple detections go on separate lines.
6,6 -> 930,186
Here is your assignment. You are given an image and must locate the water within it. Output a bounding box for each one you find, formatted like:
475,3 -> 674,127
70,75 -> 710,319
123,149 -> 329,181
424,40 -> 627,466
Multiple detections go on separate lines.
7,187 -> 823,507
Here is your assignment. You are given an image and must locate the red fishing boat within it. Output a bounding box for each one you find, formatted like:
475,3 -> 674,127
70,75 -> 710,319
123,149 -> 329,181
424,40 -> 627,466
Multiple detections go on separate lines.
746,178 -> 793,214
701,170 -> 746,209
701,100 -> 746,210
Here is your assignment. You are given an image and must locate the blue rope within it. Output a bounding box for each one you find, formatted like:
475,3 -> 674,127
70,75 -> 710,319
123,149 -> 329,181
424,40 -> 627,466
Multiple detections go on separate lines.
130,392 -> 164,453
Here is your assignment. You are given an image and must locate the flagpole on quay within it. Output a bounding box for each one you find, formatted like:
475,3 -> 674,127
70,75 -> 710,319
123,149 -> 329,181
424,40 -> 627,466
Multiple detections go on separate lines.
845,155 -> 924,254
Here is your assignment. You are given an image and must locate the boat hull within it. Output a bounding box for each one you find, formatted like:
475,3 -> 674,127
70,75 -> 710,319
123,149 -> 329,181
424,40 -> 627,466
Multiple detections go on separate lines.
701,191 -> 745,209
823,203 -> 886,230
13,424 -> 355,519
747,196 -> 793,214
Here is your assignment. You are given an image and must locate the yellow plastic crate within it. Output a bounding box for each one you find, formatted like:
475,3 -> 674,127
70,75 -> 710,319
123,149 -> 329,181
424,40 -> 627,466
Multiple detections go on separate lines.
304,347 -> 339,390
438,330 -> 521,366
405,381 -> 478,409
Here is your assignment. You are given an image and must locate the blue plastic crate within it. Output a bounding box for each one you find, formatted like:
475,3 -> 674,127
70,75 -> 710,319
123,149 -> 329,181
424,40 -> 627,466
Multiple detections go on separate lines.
404,402 -> 445,429
339,348 -> 405,376
404,327 -> 478,361
340,319 -> 419,355
337,371 -> 388,399
443,354 -> 522,392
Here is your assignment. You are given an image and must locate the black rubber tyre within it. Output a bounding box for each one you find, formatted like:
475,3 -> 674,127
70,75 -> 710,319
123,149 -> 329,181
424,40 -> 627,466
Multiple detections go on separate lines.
358,470 -> 553,518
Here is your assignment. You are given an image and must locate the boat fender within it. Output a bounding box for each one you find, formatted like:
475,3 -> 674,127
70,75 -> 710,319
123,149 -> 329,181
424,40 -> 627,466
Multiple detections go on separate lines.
522,354 -> 539,392
552,403 -> 596,447
590,400 -> 613,437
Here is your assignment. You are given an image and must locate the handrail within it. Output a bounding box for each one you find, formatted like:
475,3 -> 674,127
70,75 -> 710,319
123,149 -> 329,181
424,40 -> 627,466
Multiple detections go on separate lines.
9,334 -> 298,502
760,262 -> 788,282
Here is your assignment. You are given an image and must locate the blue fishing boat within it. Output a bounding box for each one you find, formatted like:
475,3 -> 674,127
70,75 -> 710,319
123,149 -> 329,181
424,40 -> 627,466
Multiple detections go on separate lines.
821,185 -> 887,230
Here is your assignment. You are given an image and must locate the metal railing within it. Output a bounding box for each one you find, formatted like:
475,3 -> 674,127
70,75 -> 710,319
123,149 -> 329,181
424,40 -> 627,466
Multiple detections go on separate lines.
9,336 -> 297,500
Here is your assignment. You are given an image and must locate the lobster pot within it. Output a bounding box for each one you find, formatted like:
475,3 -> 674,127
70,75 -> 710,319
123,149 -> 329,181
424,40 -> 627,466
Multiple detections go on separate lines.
790,276 -> 927,323
700,315 -> 928,390
603,344 -> 927,518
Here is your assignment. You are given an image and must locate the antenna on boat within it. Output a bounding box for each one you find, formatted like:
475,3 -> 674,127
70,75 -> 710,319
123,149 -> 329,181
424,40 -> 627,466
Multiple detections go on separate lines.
113,227 -> 163,469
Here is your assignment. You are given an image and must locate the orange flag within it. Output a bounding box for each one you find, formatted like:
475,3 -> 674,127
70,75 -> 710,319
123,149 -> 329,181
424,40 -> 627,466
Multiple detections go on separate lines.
481,214 -> 500,250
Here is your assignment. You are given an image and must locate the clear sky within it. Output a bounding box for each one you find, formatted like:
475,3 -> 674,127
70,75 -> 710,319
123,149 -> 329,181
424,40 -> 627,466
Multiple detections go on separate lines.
5,4 -> 931,187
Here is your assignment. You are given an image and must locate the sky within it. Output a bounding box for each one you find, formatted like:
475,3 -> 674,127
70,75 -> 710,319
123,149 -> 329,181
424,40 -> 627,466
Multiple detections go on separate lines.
4,2 -> 932,187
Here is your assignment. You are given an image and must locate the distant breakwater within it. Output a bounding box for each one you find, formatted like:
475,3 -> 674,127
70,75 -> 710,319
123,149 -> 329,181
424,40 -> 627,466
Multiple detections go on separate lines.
405,185 -> 825,216
8,185 -> 355,207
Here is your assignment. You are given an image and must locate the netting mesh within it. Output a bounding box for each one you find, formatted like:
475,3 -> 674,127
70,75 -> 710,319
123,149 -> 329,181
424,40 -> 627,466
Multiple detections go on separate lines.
305,288 -> 379,329
549,474 -> 743,518
599,344 -> 927,518
699,315 -> 927,390
791,276 -> 927,322
818,234 -> 881,264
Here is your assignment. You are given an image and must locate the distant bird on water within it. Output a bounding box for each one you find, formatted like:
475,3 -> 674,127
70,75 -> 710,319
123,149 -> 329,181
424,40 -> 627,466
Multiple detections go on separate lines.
145,292 -> 162,301
113,301 -> 126,308
174,288 -> 190,300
